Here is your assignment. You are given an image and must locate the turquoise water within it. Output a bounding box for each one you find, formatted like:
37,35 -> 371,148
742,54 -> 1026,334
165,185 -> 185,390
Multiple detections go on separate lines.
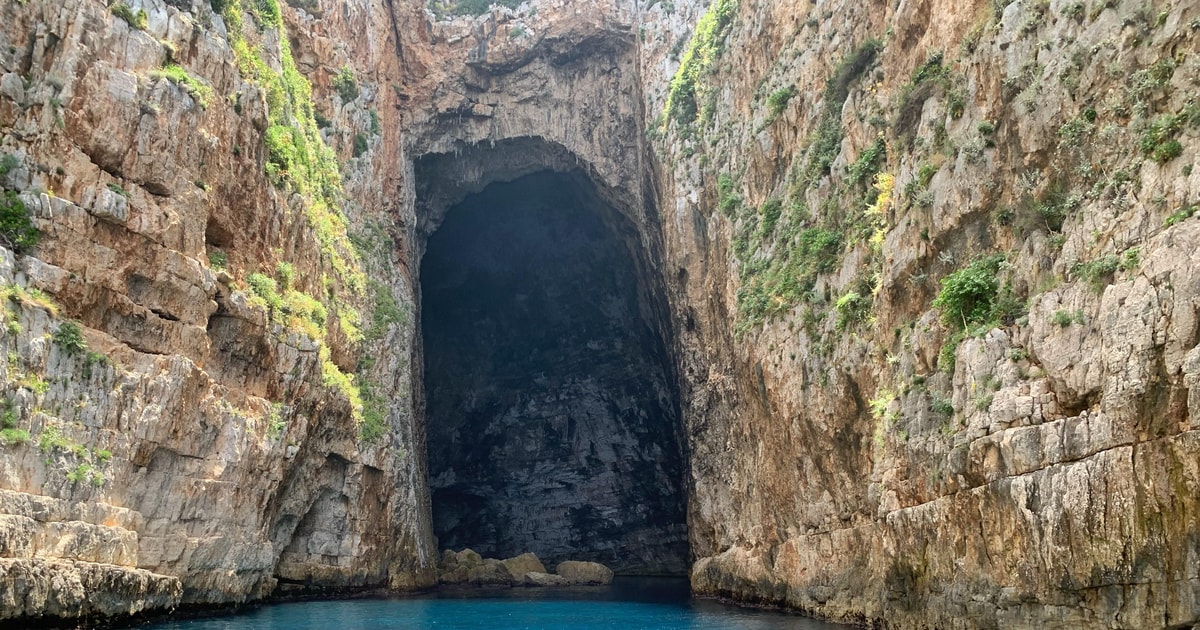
143,579 -> 847,629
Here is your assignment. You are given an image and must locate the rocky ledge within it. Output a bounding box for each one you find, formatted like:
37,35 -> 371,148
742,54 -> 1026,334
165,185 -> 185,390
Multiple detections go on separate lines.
438,549 -> 614,587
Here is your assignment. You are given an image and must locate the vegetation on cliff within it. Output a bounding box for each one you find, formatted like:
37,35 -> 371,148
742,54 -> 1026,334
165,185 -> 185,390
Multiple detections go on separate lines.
0,191 -> 38,254
217,0 -> 392,441
427,0 -> 522,18
663,0 -> 738,127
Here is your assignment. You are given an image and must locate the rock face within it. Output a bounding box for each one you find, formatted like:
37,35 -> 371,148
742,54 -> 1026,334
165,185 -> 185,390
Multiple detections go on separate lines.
640,0 -> 1200,628
2,0 -> 1200,627
0,0 -> 435,623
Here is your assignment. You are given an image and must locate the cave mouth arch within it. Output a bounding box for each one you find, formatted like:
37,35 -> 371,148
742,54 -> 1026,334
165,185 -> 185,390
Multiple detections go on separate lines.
417,164 -> 687,575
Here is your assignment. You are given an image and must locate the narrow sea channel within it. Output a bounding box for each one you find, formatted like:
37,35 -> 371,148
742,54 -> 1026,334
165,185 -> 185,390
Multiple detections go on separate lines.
141,578 -> 851,629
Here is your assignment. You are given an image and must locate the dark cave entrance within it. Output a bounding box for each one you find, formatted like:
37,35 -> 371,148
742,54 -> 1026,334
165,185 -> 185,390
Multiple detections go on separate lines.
419,170 -> 687,575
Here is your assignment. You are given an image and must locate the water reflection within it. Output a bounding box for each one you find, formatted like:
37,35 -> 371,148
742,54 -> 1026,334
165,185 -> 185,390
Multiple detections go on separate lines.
144,578 -> 847,630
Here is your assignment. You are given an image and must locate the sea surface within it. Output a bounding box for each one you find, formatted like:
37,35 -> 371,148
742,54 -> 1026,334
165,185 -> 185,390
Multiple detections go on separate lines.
141,578 -> 850,629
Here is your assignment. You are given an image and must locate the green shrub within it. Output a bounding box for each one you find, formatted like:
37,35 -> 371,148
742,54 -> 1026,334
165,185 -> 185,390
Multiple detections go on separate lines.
766,85 -> 796,118
267,403 -> 286,438
717,173 -> 741,216
151,64 -> 214,108
208,250 -> 228,270
938,329 -> 965,373
930,394 -> 954,416
1165,204 -> 1197,227
111,3 -> 148,29
0,155 -> 18,179
664,0 -> 737,125
0,427 -> 29,446
0,191 -> 38,254
1072,253 -> 1132,292
1151,139 -> 1183,163
247,272 -> 283,311
0,402 -> 23,445
869,388 -> 898,422
333,67 -> 359,103
1141,113 -> 1184,163
276,261 -> 295,290
848,138 -> 886,186
249,0 -> 282,26
834,290 -> 870,330
758,198 -> 783,236
933,255 -> 1004,330
282,290 -> 326,328
106,182 -> 131,198
38,424 -> 72,454
445,0 -> 522,15
358,387 -> 388,443
81,351 -> 111,380
1052,309 -> 1076,327
52,321 -> 87,356
799,39 -> 880,184
353,132 -> 369,157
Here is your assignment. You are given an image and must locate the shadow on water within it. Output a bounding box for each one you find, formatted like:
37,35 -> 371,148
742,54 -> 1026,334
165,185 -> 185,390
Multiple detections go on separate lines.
140,578 -> 852,629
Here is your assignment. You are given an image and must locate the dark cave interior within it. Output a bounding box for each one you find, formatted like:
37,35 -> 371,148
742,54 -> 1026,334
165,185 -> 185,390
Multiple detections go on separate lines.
420,170 -> 687,574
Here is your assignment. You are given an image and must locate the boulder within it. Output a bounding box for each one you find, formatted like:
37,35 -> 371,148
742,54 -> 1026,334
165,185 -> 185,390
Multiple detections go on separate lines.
502,552 -> 546,578
467,558 -> 515,586
524,571 -> 570,587
455,548 -> 484,567
555,560 -> 614,585
438,548 -> 490,584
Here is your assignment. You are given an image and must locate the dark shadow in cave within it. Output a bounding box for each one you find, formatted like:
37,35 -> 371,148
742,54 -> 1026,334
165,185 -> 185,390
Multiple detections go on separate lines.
421,170 -> 687,575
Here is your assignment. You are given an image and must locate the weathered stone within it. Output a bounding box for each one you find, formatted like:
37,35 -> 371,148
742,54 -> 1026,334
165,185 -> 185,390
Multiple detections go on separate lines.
80,184 -> 129,224
555,561 -> 613,585
501,552 -> 546,577
523,571 -> 569,587
466,559 -> 515,586
455,548 -> 483,568
0,558 -> 181,620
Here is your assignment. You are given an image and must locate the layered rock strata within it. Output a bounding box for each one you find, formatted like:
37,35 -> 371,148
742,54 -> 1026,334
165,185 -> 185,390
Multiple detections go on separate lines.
641,0 -> 1200,627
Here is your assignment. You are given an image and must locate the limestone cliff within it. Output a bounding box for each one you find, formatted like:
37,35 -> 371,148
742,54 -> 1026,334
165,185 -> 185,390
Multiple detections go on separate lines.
0,0 -> 435,622
1,0 -> 1198,627
644,0 -> 1200,627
